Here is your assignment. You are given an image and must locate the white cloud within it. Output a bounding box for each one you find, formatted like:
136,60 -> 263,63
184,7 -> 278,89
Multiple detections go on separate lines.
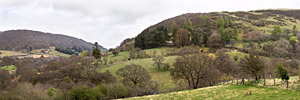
0,0 -> 299,48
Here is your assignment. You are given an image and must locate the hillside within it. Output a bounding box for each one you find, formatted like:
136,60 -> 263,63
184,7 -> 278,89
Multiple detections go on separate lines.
118,9 -> 300,49
124,84 -> 300,100
0,30 -> 107,52
147,9 -> 300,33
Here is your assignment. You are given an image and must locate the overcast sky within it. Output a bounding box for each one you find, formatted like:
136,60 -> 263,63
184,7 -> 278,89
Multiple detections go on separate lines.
0,0 -> 299,48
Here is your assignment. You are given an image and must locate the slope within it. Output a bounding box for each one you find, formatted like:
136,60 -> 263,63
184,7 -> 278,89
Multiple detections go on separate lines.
124,85 -> 300,100
0,29 -> 107,52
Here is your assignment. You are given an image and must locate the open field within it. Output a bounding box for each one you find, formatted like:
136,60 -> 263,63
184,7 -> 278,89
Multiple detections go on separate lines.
99,55 -> 178,92
1,65 -> 16,73
0,50 -> 27,57
100,47 -> 254,92
0,47 -> 70,58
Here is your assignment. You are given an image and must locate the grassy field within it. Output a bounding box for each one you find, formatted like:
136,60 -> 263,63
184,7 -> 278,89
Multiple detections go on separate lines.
99,55 -> 178,92
1,65 -> 16,72
0,50 -> 27,57
100,47 -> 252,92
0,47 -> 70,58
1,65 -> 17,74
124,84 -> 300,100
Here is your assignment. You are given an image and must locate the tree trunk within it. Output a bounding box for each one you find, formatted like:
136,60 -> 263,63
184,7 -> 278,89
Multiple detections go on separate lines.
241,78 -> 245,84
264,77 -> 266,86
187,79 -> 191,89
255,76 -> 258,84
274,78 -> 276,86
287,80 -> 289,89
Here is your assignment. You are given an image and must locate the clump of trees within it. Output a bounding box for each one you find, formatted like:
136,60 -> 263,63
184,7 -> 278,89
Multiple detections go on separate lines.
55,47 -> 76,55
129,48 -> 149,59
135,26 -> 169,49
0,50 -> 159,100
0,70 -> 11,90
112,49 -> 119,56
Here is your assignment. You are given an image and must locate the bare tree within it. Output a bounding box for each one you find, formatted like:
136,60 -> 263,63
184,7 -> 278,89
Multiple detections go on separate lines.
116,64 -> 151,88
239,51 -> 264,84
214,51 -> 238,83
0,70 -> 11,90
207,33 -> 223,51
152,56 -> 165,69
171,53 -> 218,89
173,29 -> 190,47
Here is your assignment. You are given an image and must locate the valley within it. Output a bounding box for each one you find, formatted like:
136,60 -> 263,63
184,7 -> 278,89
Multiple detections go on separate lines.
1,9 -> 300,100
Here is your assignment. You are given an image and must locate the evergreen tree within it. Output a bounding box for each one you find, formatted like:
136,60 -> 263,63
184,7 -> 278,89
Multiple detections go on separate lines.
92,42 -> 101,59
217,16 -> 225,29
232,26 -> 239,40
153,30 -> 166,47
183,17 -> 189,29
191,33 -> 200,46
171,21 -> 178,34
271,25 -> 283,40
29,46 -> 32,53
203,15 -> 207,25
276,62 -> 290,88
293,25 -> 298,36
225,16 -> 232,28
157,26 -> 170,41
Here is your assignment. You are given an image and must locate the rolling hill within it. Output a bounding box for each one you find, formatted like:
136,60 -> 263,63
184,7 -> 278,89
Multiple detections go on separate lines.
117,9 -> 300,49
0,30 -> 107,52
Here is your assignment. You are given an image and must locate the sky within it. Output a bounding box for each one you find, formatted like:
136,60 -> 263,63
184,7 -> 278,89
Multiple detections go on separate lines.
0,0 -> 299,48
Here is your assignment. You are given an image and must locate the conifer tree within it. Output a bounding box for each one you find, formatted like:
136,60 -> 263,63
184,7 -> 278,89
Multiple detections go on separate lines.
92,42 -> 101,59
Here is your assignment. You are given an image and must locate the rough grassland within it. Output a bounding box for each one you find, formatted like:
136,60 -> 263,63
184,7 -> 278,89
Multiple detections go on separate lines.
99,55 -> 178,92
1,65 -> 16,72
0,50 -> 27,57
101,48 -> 248,92
124,85 -> 300,100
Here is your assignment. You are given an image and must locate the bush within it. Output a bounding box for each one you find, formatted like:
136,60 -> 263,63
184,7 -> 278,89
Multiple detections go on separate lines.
55,47 -> 75,55
162,63 -> 170,71
68,86 -> 98,100
112,50 -> 119,56
47,87 -> 63,100
9,82 -> 49,100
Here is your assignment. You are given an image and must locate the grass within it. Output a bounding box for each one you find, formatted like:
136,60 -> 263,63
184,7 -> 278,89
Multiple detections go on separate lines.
46,47 -> 70,57
1,65 -> 17,73
101,48 -> 253,92
106,47 -> 179,64
0,47 -> 70,58
124,84 -> 300,100
0,50 -> 27,57
107,51 -> 130,63
99,55 -> 178,92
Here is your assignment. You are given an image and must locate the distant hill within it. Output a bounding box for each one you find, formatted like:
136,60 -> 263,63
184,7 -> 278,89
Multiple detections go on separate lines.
0,30 -> 107,52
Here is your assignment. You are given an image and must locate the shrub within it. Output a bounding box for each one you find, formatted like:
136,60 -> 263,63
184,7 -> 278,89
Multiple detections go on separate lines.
68,86 -> 97,100
47,87 -> 63,100
9,82 -> 49,100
